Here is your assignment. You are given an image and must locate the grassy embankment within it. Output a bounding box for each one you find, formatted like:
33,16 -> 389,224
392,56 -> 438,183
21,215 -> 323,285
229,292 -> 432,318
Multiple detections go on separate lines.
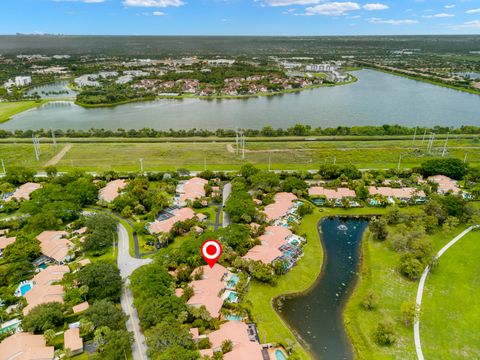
344,210 -> 479,359
421,229 -> 480,360
246,207 -> 388,360
0,101 -> 48,124
2,136 -> 478,172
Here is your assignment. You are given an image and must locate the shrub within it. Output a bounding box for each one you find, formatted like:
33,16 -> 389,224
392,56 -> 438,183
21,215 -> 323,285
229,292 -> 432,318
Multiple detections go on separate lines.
372,321 -> 396,346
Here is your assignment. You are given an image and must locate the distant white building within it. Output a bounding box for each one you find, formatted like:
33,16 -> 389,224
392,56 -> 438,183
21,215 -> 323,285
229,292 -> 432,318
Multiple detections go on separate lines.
74,74 -> 100,87
116,75 -> 133,84
52,55 -> 71,59
123,70 -> 150,77
14,76 -> 32,87
305,63 -> 337,72
98,71 -> 118,78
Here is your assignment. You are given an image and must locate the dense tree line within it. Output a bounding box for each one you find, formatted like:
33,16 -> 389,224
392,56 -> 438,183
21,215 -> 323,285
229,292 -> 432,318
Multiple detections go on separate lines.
1,124 -> 480,139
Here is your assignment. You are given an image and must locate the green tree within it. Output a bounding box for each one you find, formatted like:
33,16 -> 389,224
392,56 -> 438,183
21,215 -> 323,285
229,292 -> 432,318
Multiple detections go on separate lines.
22,302 -> 65,333
83,299 -> 127,330
239,163 -> 260,179
146,320 -> 196,358
400,301 -> 417,326
372,321 -> 396,346
224,190 -> 257,223
420,158 -> 468,180
369,217 -> 388,241
76,262 -> 122,302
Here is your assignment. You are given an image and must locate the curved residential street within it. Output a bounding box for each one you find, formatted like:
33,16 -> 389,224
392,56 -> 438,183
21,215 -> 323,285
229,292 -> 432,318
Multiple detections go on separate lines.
117,222 -> 152,360
414,225 -> 478,360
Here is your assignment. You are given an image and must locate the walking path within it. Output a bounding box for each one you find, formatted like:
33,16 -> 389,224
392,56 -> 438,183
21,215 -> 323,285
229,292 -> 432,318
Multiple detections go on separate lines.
44,143 -> 72,166
222,182 -> 231,228
116,222 -> 152,360
414,225 -> 478,360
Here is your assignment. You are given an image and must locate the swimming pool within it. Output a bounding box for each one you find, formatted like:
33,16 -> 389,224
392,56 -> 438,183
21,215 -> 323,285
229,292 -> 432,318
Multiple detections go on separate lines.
227,292 -> 238,302
20,283 -> 32,296
227,274 -> 239,288
275,349 -> 288,360
226,314 -> 243,321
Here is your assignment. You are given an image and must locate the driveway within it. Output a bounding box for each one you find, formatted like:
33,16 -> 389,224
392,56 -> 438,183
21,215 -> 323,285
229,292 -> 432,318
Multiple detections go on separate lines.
117,222 -> 152,360
222,182 -> 231,228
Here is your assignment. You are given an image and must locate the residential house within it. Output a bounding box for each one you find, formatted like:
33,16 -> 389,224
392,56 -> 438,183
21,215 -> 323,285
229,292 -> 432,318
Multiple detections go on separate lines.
368,187 -> 426,204
308,186 -> 357,207
36,231 -> 74,263
427,175 -> 461,194
64,328 -> 83,355
264,192 -> 298,222
0,332 -> 54,360
99,179 -> 128,203
148,207 -> 197,234
175,177 -> 208,207
4,182 -> 42,202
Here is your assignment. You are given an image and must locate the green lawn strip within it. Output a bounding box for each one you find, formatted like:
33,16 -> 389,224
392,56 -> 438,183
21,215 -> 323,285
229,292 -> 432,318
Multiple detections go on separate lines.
0,143 -> 58,170
0,101 -> 49,123
246,207 -> 389,360
344,222 -> 472,360
421,230 -> 480,360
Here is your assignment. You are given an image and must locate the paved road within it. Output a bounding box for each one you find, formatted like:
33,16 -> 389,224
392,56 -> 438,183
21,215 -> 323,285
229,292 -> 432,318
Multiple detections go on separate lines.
117,222 -> 152,360
414,225 -> 478,360
222,182 -> 231,228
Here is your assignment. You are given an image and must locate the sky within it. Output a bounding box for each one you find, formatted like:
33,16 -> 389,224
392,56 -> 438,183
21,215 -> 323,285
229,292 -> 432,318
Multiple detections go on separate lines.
1,0 -> 479,35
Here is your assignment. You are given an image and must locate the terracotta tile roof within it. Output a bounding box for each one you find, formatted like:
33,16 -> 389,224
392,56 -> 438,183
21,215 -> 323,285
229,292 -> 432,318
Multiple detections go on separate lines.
0,332 -> 54,360
243,226 -> 291,264
32,265 -> 70,287
427,175 -> 461,194
0,229 -> 8,236
0,236 -> 16,250
368,187 -> 426,199
99,179 -> 127,202
207,321 -> 263,360
149,207 -> 196,234
72,301 -> 89,314
178,177 -> 208,206
36,231 -> 73,263
264,192 -> 297,221
23,284 -> 65,315
187,265 -> 228,318
308,186 -> 356,200
64,328 -> 83,353
5,183 -> 42,202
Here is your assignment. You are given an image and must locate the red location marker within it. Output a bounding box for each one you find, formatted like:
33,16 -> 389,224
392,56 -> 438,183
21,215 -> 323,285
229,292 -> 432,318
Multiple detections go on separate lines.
201,239 -> 222,268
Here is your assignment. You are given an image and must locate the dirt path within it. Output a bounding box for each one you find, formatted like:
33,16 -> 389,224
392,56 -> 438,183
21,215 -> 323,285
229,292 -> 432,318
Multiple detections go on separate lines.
44,144 -> 72,166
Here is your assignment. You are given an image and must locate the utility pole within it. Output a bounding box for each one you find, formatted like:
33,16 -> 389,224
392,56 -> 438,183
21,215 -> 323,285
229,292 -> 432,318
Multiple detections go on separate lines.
464,153 -> 468,163
397,154 -> 403,170
204,157 -> 207,171
441,133 -> 449,158
421,128 -> 427,144
32,135 -> 40,161
1,159 -> 5,175
139,158 -> 144,173
333,156 -> 336,165
268,153 -> 271,171
412,127 -> 417,144
235,127 -> 239,155
51,129 -> 57,147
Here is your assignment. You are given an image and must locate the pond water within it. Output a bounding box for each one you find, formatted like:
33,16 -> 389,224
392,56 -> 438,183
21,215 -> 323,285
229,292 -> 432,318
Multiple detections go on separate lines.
2,69 -> 479,131
277,217 -> 369,360
25,81 -> 77,99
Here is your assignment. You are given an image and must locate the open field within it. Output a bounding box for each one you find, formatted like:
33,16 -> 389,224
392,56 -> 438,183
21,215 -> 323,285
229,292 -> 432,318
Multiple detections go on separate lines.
1,137 -> 478,172
344,221 -> 476,360
421,230 -> 480,360
0,101 -> 48,123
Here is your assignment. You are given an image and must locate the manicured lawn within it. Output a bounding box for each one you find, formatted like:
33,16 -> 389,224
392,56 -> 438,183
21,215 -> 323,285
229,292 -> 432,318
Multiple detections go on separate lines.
0,143 -> 58,170
344,222 -> 472,360
245,206 -> 389,360
0,101 -> 47,123
421,230 -> 480,360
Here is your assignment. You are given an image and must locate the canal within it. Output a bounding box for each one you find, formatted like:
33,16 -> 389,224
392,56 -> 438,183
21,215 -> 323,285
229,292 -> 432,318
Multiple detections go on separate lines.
277,217 -> 369,360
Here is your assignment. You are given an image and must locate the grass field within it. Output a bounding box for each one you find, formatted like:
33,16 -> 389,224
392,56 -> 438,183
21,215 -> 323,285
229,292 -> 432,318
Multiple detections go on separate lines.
1,136 -> 477,173
246,207 -> 389,360
421,230 -> 480,360
0,101 -> 47,123
344,222 -> 474,360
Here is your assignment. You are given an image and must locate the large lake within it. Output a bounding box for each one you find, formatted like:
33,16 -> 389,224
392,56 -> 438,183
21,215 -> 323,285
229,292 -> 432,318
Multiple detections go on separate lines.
2,69 -> 479,130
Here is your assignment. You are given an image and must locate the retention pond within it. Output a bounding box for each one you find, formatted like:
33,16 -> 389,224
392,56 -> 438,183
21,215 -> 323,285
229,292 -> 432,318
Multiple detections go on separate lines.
277,217 -> 369,360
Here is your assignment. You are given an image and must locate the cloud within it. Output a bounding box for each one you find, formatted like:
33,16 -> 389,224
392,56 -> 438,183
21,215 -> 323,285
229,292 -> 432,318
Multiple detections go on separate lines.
123,0 -> 184,7
368,17 -> 418,25
262,0 -> 322,5
422,13 -> 454,18
52,0 -> 106,2
304,2 -> 360,16
444,4 -> 455,9
453,20 -> 480,29
152,11 -> 166,15
363,3 -> 389,11
466,8 -> 480,14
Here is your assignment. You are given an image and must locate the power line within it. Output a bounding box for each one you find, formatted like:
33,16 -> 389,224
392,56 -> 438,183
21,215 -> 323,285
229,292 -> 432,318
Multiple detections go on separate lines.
51,129 -> 57,147
32,135 -> 40,161
1,159 -> 5,175
441,133 -> 449,158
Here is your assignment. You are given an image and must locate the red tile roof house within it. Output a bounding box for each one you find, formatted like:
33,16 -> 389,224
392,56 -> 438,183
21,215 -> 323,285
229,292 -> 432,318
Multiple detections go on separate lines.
308,186 -> 357,206
98,179 -> 128,203
264,192 -> 298,222
203,321 -> 264,360
0,332 -> 54,360
23,265 -> 70,315
0,235 -> 16,253
64,328 -> 83,355
427,175 -> 461,194
368,187 -> 426,203
186,265 -> 231,318
4,182 -> 42,202
148,207 -> 199,234
243,226 -> 292,264
36,231 -> 75,264
175,177 -> 208,207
